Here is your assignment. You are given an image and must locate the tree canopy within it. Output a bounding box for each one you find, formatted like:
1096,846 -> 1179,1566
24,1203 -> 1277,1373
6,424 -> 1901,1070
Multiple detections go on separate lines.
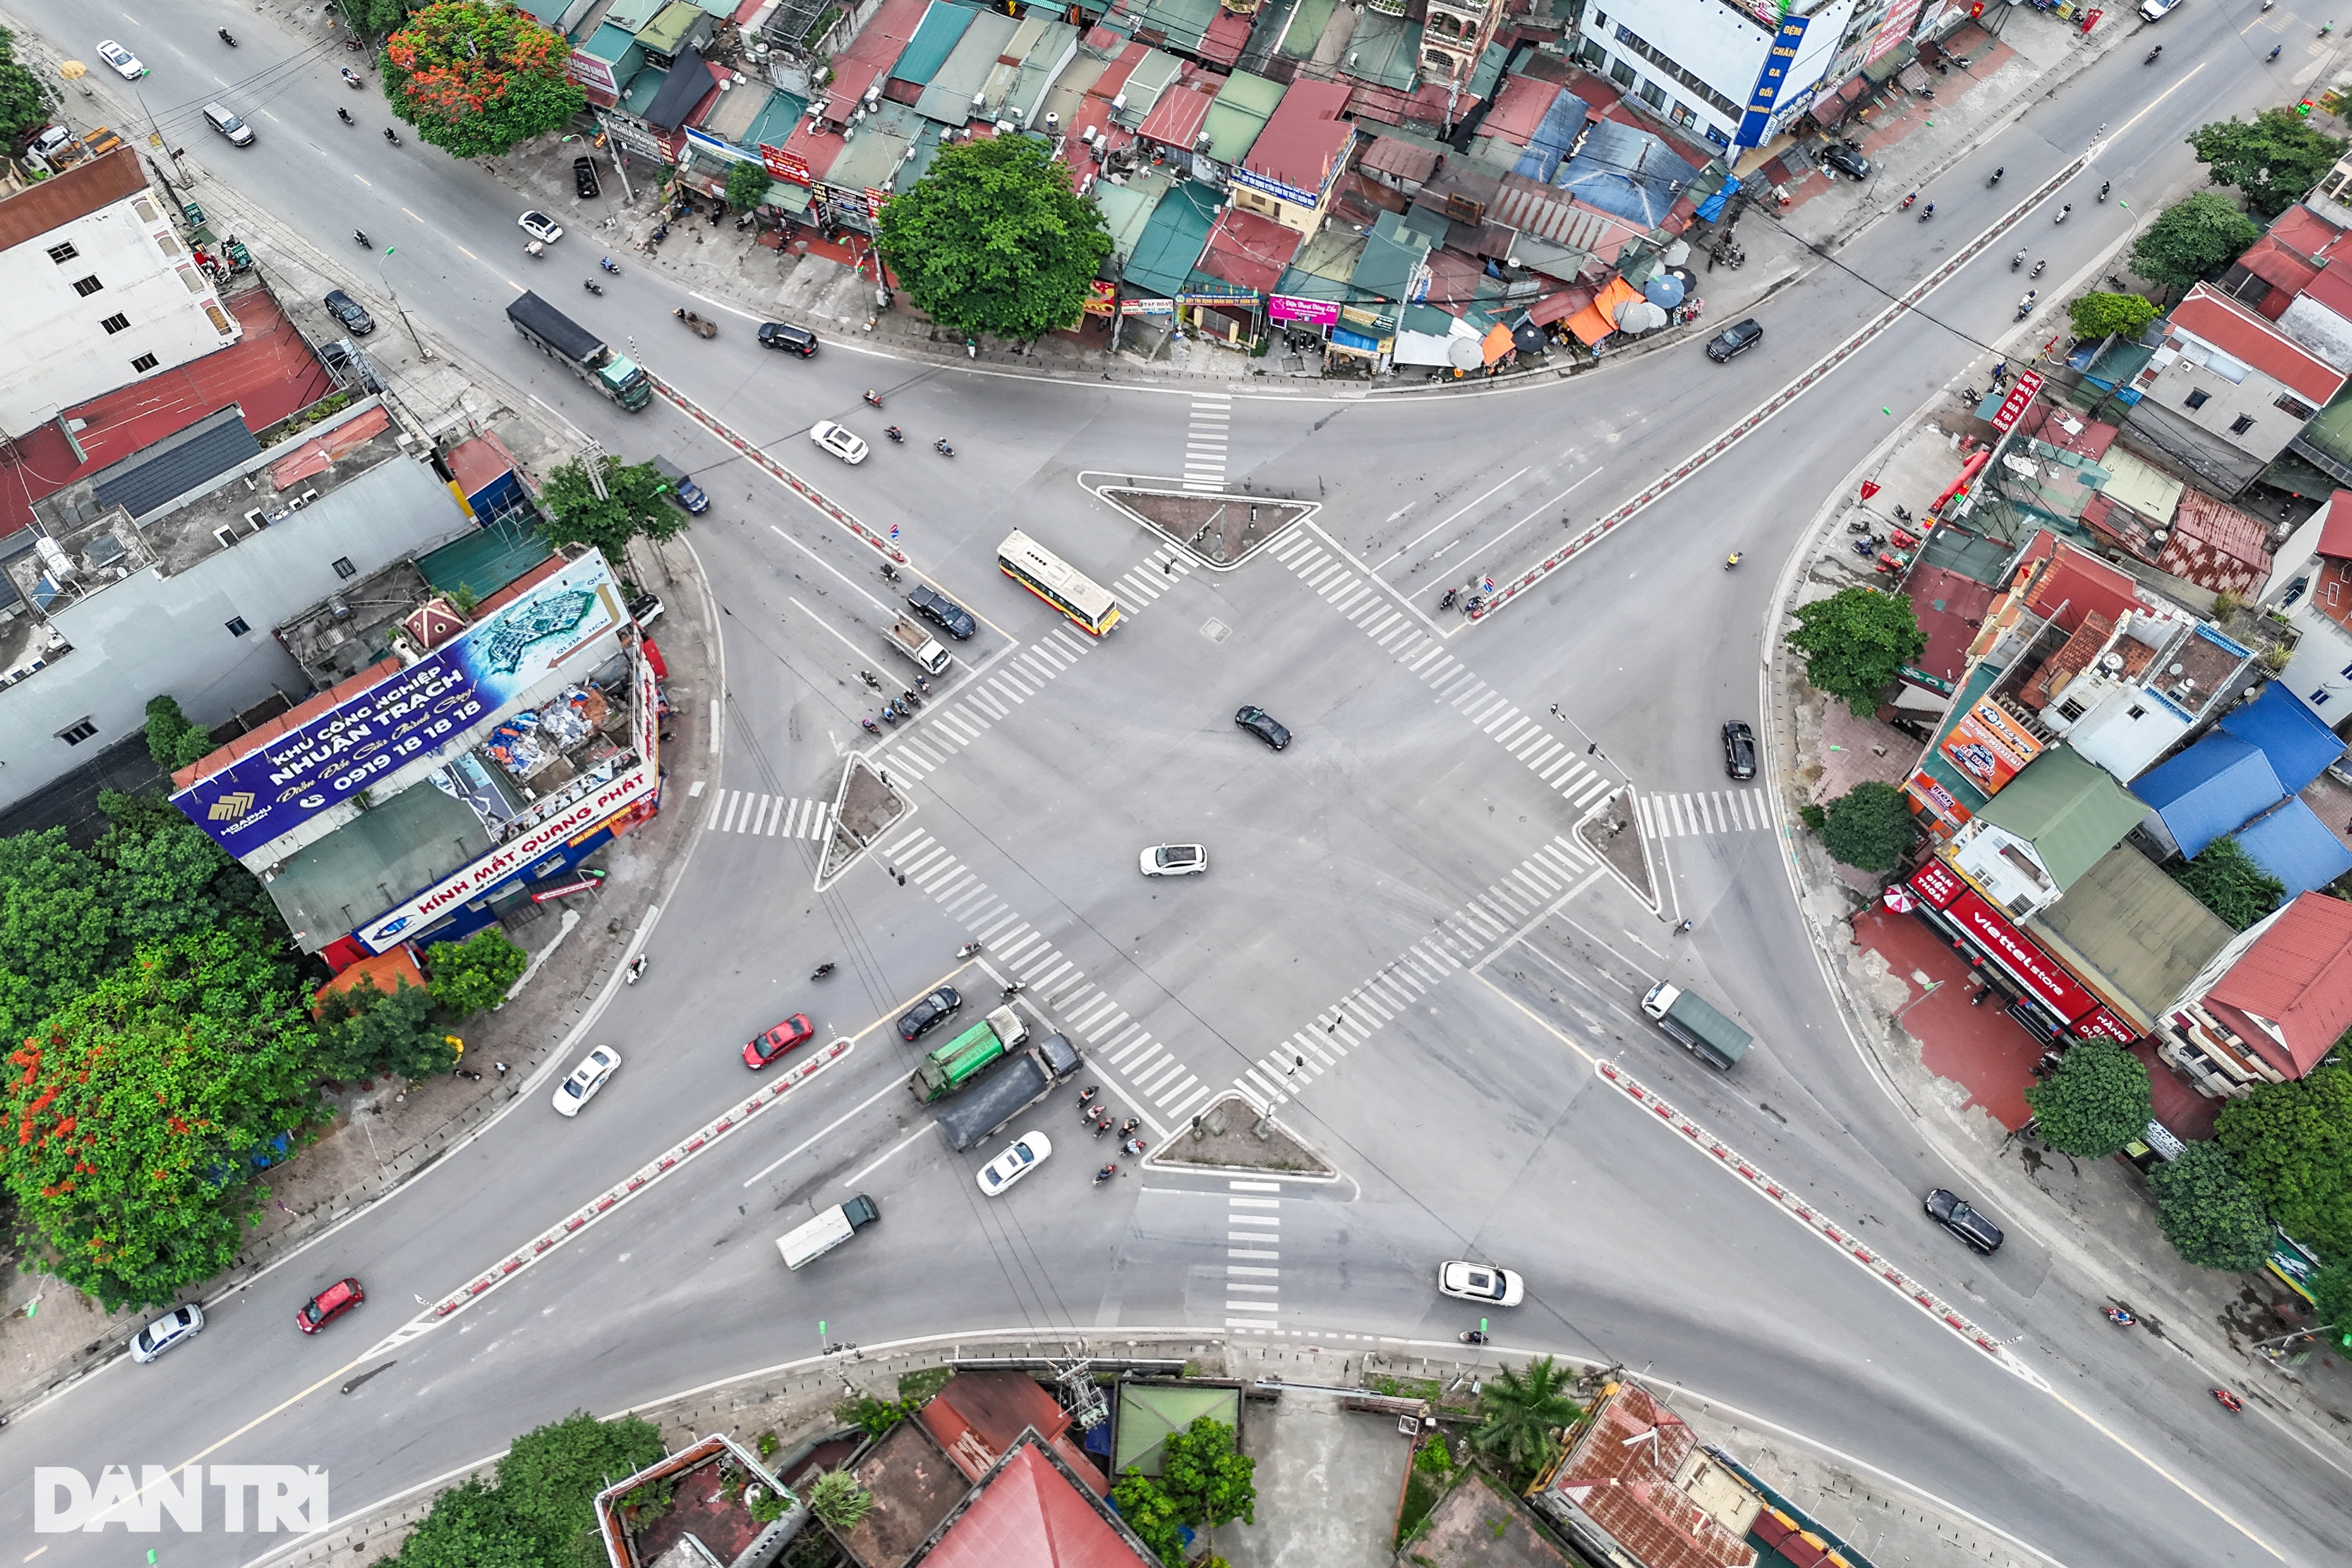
876,134 -> 1114,343
1817,782 -> 1916,875
537,456 -> 689,566
1470,1355 -> 1582,1485
2067,291 -> 2159,343
385,2 -> 584,160
724,159 -> 774,214
2129,194 -> 2260,296
380,1410 -> 665,1568
1159,1416 -> 1257,1535
1788,587 -> 1927,716
1111,1467 -> 1189,1568
2024,1039 -> 2152,1160
2187,110 -> 2349,221
427,928 -> 530,1018
2149,1141 -> 2271,1272
143,694 -> 215,771
2216,1059 -> 2352,1258
2171,835 -> 2285,931
0,28 -> 58,152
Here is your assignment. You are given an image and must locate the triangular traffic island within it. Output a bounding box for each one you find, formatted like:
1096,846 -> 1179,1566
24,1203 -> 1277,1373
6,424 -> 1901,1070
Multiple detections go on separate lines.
1085,478 -> 1316,568
1577,785 -> 1657,910
818,753 -> 910,887
1144,1091 -> 1337,1178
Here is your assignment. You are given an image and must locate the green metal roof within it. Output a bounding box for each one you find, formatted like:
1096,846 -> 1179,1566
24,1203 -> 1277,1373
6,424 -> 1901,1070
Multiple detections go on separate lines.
1095,170 -> 1174,268
892,1 -> 980,86
1352,228 -> 1428,303
2027,844 -> 2234,1028
1978,746 -> 2148,891
1123,178 -> 1221,297
1112,1384 -> 1241,1477
744,89 -> 811,153
269,780 -> 490,953
1280,0 -> 1340,56
637,1 -> 706,52
418,515 -> 552,601
1138,0 -> 1219,55
1202,71 -> 1284,165
620,65 -> 669,117
1342,11 -> 1421,90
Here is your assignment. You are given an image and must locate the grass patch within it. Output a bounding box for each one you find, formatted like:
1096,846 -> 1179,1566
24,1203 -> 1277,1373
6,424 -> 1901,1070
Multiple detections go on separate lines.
1397,1470 -> 1446,1547
1367,1374 -> 1442,1401
897,1366 -> 953,1404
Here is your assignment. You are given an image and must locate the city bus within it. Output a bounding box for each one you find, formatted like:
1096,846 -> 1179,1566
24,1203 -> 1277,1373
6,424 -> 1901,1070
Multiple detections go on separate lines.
997,530 -> 1120,637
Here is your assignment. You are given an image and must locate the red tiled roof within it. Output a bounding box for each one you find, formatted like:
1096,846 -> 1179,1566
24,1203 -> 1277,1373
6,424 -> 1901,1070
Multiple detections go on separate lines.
1361,134 -> 1439,184
1537,1385 -> 1757,1568
2159,489 -> 2273,595
2171,283 -> 2349,405
0,145 -> 148,254
919,1444 -> 1145,1568
2315,489 -> 2352,561
1481,74 -> 1559,147
2297,258 -> 2352,323
2205,892 -> 2352,1079
2024,544 -> 2139,634
2268,203 -> 2348,264
1906,564 -> 1999,689
915,1371 -> 1108,1497
2234,235 -> 2321,319
1196,204 -> 1301,295
1243,78 -> 1353,195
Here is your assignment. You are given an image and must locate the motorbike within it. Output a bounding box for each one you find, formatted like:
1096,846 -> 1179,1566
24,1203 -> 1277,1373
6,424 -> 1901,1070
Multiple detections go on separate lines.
1439,586 -> 1459,610
337,107 -> 354,125
354,229 -> 371,249
1724,552 -> 1742,570
651,222 -> 670,245
1094,1117 -> 1114,1138
624,955 -> 646,984
583,279 -> 603,296
2103,1306 -> 2135,1327
1852,536 -> 1884,557
914,675 -> 930,694
1121,1137 -> 1147,1156
525,240 -> 545,259
879,704 -> 900,725
1094,1164 -> 1118,1185
2145,45 -> 2163,63
2270,44 -> 2284,60
2054,204 -> 2072,224
1847,517 -> 1873,534
2016,291 -> 2037,321
2212,1387 -> 2244,1413
600,256 -> 621,274
2011,249 -> 2027,271
862,390 -> 884,408
880,563 -> 901,583
341,66 -> 364,87
346,35 -> 366,49
1898,191 -> 1917,210
1917,203 -> 1935,222
1460,1330 -> 1489,1345
1892,503 -> 1915,523
673,308 -> 717,339
1987,167 -> 2004,187
2098,181 -> 2112,201
884,426 -> 904,444
859,668 -> 883,689
1001,981 -> 1024,998
956,940 -> 984,959
383,126 -> 401,145
934,439 -> 955,457
2030,259 -> 2046,278
218,27 -> 237,45
900,688 -> 922,711
1120,1118 -> 1140,1136
1077,1085 -> 1100,1110
813,962 -> 836,979
860,716 -> 880,735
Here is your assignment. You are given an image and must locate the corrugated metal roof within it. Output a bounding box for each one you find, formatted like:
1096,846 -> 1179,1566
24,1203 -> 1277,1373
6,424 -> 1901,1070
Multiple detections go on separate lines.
2207,891 -> 2352,1075
93,408 -> 260,521
890,0 -> 979,86
2237,798 -> 2352,899
1978,745 -> 2148,889
2220,683 -> 2343,793
2027,844 -> 2233,1030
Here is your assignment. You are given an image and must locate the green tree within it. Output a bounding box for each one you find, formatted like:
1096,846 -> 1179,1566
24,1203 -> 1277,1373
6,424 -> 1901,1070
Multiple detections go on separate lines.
495,1411 -> 666,1567
94,792 -> 276,953
348,0 -> 429,40
315,977 -> 454,1082
426,928 -> 530,1018
2187,110 -> 2349,221
1158,1416 -> 1256,1541
2172,836 -> 2286,931
2149,1140 -> 2271,1272
1787,586 -> 1927,716
1469,1355 -> 1582,1485
374,1478 -> 550,1568
2068,291 -> 2160,342
0,828 -> 112,1050
143,695 -> 213,771
2129,194 -> 2260,297
2216,1059 -> 2352,1257
2023,1039 -> 2153,1159
384,2 -> 585,160
806,1469 -> 870,1531
724,158 -> 775,215
1,933 -> 325,1310
0,28 -> 58,149
875,134 -> 1113,344
1817,781 -> 1916,875
537,456 -> 689,565
1111,1469 -> 1189,1568
2310,1259 -> 2352,1331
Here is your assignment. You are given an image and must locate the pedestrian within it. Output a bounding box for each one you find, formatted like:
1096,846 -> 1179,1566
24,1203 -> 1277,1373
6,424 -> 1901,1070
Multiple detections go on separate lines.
1675,918 -> 1694,933
1326,1013 -> 1343,1034
493,1061 -> 510,1078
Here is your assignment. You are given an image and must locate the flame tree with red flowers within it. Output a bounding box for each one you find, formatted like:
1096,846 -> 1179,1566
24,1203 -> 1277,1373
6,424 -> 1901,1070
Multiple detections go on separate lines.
384,2 -> 584,161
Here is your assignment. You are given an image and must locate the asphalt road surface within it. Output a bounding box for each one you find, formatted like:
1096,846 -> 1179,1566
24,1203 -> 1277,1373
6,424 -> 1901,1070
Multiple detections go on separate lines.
11,2 -> 2352,1564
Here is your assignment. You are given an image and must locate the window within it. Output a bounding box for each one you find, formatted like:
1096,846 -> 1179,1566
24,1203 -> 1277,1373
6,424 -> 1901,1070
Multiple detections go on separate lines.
2184,388 -> 2210,410
333,556 -> 357,579
2276,392 -> 2318,419
2329,582 -> 2343,606
1638,80 -> 1667,109
2056,697 -> 2087,722
71,275 -> 103,297
99,313 -> 129,335
1591,8 -> 1606,25
225,616 -> 250,637
130,352 -> 158,373
1609,58 -> 1635,87
2230,414 -> 2255,435
46,241 -> 78,264
56,718 -> 97,746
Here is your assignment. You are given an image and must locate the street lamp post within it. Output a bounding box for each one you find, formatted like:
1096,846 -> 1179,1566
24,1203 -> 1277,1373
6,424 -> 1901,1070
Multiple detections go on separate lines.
1251,1054 -> 1305,1139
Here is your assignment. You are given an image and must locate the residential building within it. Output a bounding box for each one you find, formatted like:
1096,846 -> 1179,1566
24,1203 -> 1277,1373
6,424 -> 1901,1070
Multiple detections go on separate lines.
1570,0 -> 1861,152
1945,746 -> 2148,920
1229,78 -> 1354,236
2159,891 -> 2352,1098
2123,285 -> 2347,495
1528,1379 -> 1761,1568
0,147 -> 240,432
2130,684 -> 2352,898
1418,0 -> 1508,98
2216,203 -> 2347,321
592,1432 -> 802,1567
2302,142 -> 2352,230
2027,844 -> 2234,1040
2278,488 -> 2352,717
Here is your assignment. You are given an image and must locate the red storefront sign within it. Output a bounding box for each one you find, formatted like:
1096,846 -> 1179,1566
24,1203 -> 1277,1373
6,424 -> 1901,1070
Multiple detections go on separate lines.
2073,1007 -> 2138,1042
1945,889 -> 2100,1020
1990,370 -> 2044,432
760,145 -> 813,186
1908,860 -> 1966,909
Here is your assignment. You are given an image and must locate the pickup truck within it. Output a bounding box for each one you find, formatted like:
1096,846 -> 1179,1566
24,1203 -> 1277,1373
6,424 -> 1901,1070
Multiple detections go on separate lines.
886,616 -> 952,677
938,1033 -> 1082,1152
1641,981 -> 1751,1070
909,1004 -> 1028,1102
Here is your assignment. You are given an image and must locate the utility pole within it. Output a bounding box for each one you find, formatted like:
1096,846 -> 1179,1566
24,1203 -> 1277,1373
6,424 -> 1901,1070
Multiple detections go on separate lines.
378,248 -> 434,363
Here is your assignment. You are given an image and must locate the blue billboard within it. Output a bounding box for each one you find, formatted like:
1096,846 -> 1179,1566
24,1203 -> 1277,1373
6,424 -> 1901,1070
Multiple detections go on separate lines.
1735,16 -> 1811,149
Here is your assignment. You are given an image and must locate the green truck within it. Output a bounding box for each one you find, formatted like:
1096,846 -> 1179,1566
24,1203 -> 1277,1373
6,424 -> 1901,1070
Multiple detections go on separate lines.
908,1005 -> 1029,1102
1641,981 -> 1752,1070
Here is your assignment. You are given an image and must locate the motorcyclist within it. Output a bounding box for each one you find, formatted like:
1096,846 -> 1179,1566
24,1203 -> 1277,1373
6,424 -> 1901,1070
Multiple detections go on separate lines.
218,27 -> 237,44
2012,247 -> 2028,269
884,426 -> 904,443
1988,166 -> 2004,185
2017,290 -> 2038,318
337,107 -> 354,124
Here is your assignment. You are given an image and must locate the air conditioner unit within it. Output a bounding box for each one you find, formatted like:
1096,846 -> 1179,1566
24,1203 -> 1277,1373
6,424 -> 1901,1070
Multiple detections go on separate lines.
243,509 -> 265,529
974,91 -> 987,109
1080,125 -> 1096,144
212,525 -> 237,551
864,86 -> 880,106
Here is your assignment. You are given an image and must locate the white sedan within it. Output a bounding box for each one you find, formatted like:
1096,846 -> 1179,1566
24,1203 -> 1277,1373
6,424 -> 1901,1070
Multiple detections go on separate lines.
1437,1260 -> 1524,1307
96,40 -> 146,79
810,420 -> 869,465
1140,844 -> 1207,877
129,1303 -> 203,1363
552,1044 -> 621,1117
518,210 -> 564,244
976,1129 -> 1051,1195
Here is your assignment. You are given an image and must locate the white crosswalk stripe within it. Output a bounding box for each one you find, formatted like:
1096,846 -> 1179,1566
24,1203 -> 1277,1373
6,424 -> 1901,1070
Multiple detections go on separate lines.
1183,394 -> 1232,494
702,789 -> 836,838
1223,1183 -> 1282,1326
1635,788 -> 1769,838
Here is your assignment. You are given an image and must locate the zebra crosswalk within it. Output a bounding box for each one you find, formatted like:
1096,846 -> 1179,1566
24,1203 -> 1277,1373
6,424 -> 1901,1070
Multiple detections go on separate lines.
1222,1180 -> 1283,1330
1638,789 -> 1770,838
1262,530 -> 1620,817
703,789 -> 836,839
1183,394 -> 1231,493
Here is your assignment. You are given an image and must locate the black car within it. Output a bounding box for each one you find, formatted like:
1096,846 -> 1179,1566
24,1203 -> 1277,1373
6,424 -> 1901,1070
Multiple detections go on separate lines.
1235,706 -> 1290,750
897,986 -> 962,1042
1819,143 -> 1870,180
907,583 -> 976,639
758,321 -> 820,357
1722,720 -> 1757,780
1925,1189 -> 2003,1254
323,289 -> 374,336
1705,319 -> 1762,363
572,155 -> 600,200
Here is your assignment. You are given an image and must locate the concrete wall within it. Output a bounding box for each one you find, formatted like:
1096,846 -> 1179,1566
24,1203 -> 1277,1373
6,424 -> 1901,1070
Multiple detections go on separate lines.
2280,605 -> 2352,720
0,456 -> 471,808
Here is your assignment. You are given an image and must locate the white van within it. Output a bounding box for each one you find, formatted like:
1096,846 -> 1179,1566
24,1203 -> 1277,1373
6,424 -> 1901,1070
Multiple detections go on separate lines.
776,1194 -> 880,1269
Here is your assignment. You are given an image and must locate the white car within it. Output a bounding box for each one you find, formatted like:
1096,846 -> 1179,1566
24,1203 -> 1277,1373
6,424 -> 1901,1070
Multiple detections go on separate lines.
518,210 -> 564,244
1437,1260 -> 1524,1307
1140,844 -> 1208,877
552,1044 -> 621,1117
977,1129 -> 1051,1195
96,40 -> 146,79
129,1303 -> 203,1363
810,421 -> 869,465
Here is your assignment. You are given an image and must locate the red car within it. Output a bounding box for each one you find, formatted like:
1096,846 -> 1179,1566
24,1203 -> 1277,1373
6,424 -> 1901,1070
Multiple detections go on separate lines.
744,1013 -> 814,1069
296,1277 -> 364,1334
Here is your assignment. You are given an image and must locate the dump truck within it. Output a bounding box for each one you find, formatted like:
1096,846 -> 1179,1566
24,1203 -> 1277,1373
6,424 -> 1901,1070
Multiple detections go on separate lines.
886,616 -> 952,677
1640,981 -> 1751,1070
504,291 -> 651,411
937,1033 -> 1082,1152
34,125 -> 125,171
909,1005 -> 1028,1103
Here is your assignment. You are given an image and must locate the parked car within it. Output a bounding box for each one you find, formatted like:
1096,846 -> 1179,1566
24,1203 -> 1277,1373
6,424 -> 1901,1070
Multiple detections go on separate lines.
1140,844 -> 1207,877
1437,1260 -> 1525,1306
1722,720 -> 1757,780
572,156 -> 600,199
1924,1189 -> 2003,1254
323,289 -> 375,336
1706,319 -> 1764,363
811,420 -> 869,465
977,1130 -> 1051,1195
551,1044 -> 621,1117
96,39 -> 146,78
517,210 -> 564,244
907,583 -> 976,639
744,1014 -> 814,1069
296,1277 -> 365,1334
1235,706 -> 1291,750
758,321 -> 820,356
628,591 -> 665,629
1819,143 -> 1870,180
130,1304 -> 204,1363
898,987 -> 962,1042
